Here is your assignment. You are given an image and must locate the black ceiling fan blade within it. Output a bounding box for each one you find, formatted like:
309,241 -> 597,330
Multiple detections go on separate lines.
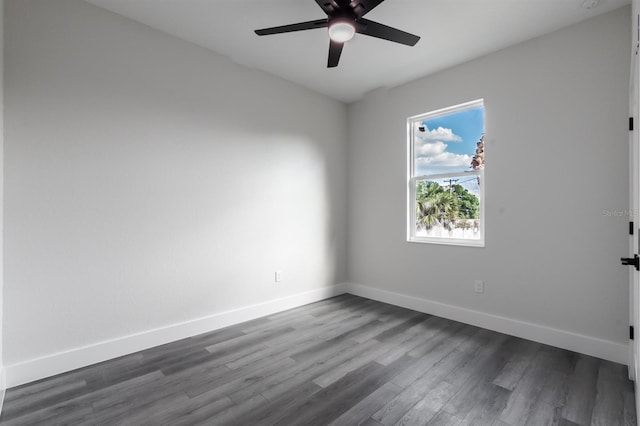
356,18 -> 420,46
328,40 -> 344,68
315,0 -> 336,15
255,19 -> 328,36
351,0 -> 386,18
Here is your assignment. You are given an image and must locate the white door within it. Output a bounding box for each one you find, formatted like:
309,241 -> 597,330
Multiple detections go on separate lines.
629,0 -> 640,411
631,48 -> 638,382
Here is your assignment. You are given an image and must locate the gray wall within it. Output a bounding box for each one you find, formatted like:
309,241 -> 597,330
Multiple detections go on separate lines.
347,7 -> 631,346
4,0 -> 347,371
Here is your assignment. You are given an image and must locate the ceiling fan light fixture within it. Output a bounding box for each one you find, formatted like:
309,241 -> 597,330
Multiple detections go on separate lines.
254,0 -> 421,68
328,21 -> 356,42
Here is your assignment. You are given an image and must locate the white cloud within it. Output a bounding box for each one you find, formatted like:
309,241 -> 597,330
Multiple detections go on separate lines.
414,131 -> 470,174
415,141 -> 447,157
415,124 -> 462,143
415,148 -> 472,175
417,152 -> 472,168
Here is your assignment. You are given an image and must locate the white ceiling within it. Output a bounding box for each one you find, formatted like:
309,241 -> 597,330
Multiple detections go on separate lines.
84,0 -> 630,103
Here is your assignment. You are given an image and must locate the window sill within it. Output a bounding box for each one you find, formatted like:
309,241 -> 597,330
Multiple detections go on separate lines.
407,236 -> 485,248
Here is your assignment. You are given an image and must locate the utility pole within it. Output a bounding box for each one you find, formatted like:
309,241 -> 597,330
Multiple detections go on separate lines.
444,178 -> 458,194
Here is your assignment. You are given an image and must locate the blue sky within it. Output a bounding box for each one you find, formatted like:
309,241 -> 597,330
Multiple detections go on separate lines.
422,107 -> 484,157
414,105 -> 484,177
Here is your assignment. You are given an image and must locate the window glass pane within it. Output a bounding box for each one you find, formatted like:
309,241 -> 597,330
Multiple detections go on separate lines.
414,177 -> 481,241
408,100 -> 485,246
413,105 -> 485,176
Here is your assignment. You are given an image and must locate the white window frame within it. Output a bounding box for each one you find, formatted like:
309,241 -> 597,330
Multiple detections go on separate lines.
407,99 -> 485,247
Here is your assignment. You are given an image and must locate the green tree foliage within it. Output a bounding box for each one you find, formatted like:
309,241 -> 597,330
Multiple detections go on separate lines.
416,181 -> 479,231
450,184 -> 479,219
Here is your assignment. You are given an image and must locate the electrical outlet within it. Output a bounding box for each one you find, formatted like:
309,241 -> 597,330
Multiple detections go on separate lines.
474,280 -> 484,294
275,270 -> 282,283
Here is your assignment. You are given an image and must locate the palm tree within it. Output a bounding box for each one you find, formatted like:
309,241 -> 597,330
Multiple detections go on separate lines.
416,182 -> 459,231
416,181 -> 441,231
433,191 -> 458,230
417,198 -> 439,231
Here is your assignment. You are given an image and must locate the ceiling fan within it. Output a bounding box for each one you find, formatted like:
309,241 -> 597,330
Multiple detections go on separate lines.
254,0 -> 420,68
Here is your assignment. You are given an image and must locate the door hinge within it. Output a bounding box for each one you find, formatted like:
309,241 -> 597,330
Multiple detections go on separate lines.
630,221 -> 634,235
630,117 -> 634,131
631,325 -> 634,340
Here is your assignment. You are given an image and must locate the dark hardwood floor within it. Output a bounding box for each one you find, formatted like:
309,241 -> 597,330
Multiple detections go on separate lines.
0,294 -> 636,425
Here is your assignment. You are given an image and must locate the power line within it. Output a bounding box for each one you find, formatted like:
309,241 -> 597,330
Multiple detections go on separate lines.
443,178 -> 458,194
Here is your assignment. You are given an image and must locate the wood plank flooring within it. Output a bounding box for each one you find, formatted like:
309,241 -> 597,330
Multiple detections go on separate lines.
0,294 -> 636,425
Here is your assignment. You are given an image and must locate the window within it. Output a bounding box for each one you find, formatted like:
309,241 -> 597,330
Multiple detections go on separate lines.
407,99 -> 485,246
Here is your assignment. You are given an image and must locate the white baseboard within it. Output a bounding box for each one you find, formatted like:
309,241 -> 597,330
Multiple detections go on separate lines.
5,284 -> 348,388
346,283 -> 628,365
6,281 -> 628,388
0,367 -> 5,416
